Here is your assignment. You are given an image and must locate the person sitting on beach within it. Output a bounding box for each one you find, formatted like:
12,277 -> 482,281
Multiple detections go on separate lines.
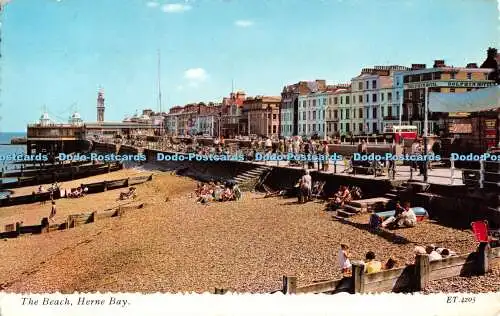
431,245 -> 456,258
426,245 -> 442,261
329,185 -> 351,209
213,185 -> 224,202
364,251 -> 382,274
381,201 -> 416,229
338,244 -> 352,275
384,258 -> 397,270
222,187 -> 234,201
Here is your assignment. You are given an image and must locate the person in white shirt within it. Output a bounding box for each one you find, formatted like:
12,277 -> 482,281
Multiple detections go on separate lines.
426,245 -> 442,261
338,244 -> 352,275
381,201 -> 417,228
299,170 -> 312,202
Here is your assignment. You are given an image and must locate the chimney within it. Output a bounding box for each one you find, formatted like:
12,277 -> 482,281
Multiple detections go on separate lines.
466,63 -> 478,68
433,60 -> 445,68
411,64 -> 426,70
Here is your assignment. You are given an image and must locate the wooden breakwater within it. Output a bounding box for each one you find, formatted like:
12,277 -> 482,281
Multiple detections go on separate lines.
1,161 -> 96,177
0,162 -> 123,190
214,243 -> 499,294
0,174 -> 153,207
0,202 -> 147,239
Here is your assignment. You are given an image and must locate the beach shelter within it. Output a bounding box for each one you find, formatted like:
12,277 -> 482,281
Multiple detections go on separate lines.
428,85 -> 500,113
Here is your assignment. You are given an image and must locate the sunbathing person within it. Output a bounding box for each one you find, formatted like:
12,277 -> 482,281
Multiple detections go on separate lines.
381,201 -> 416,229
329,185 -> 351,209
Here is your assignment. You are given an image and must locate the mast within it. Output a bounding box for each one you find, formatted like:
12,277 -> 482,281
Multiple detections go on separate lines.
157,49 -> 162,113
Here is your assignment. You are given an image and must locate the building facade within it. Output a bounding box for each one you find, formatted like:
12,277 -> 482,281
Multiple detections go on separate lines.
242,96 -> 281,138
221,91 -> 246,137
399,60 -> 495,135
297,89 -> 331,138
280,80 -> 326,138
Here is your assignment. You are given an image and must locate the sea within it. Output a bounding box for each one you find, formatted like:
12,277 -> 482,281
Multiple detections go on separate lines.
0,132 -> 27,197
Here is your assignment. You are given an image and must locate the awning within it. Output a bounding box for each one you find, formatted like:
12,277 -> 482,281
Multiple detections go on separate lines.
428,85 -> 500,112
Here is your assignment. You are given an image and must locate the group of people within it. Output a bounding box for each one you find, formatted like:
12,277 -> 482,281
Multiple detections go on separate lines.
329,185 -> 353,209
414,245 -> 457,261
65,185 -> 89,198
195,181 -> 242,204
338,244 -> 397,276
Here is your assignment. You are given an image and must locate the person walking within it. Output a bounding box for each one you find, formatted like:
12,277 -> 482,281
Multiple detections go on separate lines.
49,201 -> 57,222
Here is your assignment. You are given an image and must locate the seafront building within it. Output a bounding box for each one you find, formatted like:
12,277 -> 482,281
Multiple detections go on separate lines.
241,96 -> 281,138
392,60 -> 496,135
220,91 -> 246,138
297,87 -> 331,138
280,80 -> 327,138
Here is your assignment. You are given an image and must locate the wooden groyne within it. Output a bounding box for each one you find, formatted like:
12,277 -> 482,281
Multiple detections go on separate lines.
0,174 -> 153,207
0,162 -> 123,190
214,243 -> 499,295
0,202 -> 147,239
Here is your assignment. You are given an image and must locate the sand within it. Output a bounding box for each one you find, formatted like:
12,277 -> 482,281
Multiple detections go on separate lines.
0,172 -> 497,293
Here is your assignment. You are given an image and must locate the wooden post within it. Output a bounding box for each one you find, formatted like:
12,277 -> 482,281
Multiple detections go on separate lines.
90,211 -> 97,223
282,276 -> 297,294
414,254 -> 430,291
103,182 -> 108,192
477,242 -> 491,274
125,178 -> 129,187
214,288 -> 227,294
15,222 -> 21,236
41,217 -> 49,233
352,262 -> 365,293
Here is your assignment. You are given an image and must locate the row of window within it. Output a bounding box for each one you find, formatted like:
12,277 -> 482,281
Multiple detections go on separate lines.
300,91 -> 400,108
355,80 -> 378,91
403,72 -> 487,83
297,122 -> 381,134
297,106 -> 401,121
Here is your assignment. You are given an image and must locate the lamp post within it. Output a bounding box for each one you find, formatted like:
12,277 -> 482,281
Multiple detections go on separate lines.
423,87 -> 429,182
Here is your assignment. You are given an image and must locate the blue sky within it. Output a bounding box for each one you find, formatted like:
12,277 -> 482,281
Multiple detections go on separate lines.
0,0 -> 498,131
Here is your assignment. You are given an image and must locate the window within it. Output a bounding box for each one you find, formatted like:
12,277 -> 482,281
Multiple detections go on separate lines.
396,91 -> 400,101
334,97 -> 338,104
273,125 -> 277,133
433,72 -> 441,80
359,108 -> 363,118
366,81 -> 369,90
340,97 -> 343,105
408,91 -> 413,99
346,96 -> 350,104
308,125 -> 311,132
312,99 -> 316,107
323,110 -> 325,119
372,123 -> 377,133
334,110 -> 338,119
372,80 -> 377,89
358,82 -> 363,90
302,112 -> 306,120
381,93 -> 384,102
340,109 -> 344,120
353,96 -> 356,104
372,93 -> 377,103
303,124 -> 306,132
450,72 -> 456,80
359,95 -> 363,103
323,98 -> 327,105
346,123 -> 350,132
313,111 -> 316,120
346,110 -> 350,119
329,97 -> 332,105
388,92 -> 392,102
372,107 -> 377,119
303,101 -> 306,107
340,123 -> 343,131
353,110 -> 356,119
387,106 -> 392,117
485,73 -> 489,80
467,73 -> 472,80
308,111 -> 311,120
312,124 -> 316,132
366,94 -> 370,103
450,88 -> 455,93
308,100 -> 311,106
359,123 -> 363,132
366,109 -> 369,118
273,114 -> 277,120
334,123 -> 338,132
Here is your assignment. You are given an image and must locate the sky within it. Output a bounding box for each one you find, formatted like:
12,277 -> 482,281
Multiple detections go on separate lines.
0,0 -> 498,132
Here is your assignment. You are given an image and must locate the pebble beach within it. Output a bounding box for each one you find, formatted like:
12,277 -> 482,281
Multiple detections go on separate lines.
0,170 -> 498,293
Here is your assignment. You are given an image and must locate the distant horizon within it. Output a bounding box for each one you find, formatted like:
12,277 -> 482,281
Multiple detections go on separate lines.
1,0 -> 498,131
